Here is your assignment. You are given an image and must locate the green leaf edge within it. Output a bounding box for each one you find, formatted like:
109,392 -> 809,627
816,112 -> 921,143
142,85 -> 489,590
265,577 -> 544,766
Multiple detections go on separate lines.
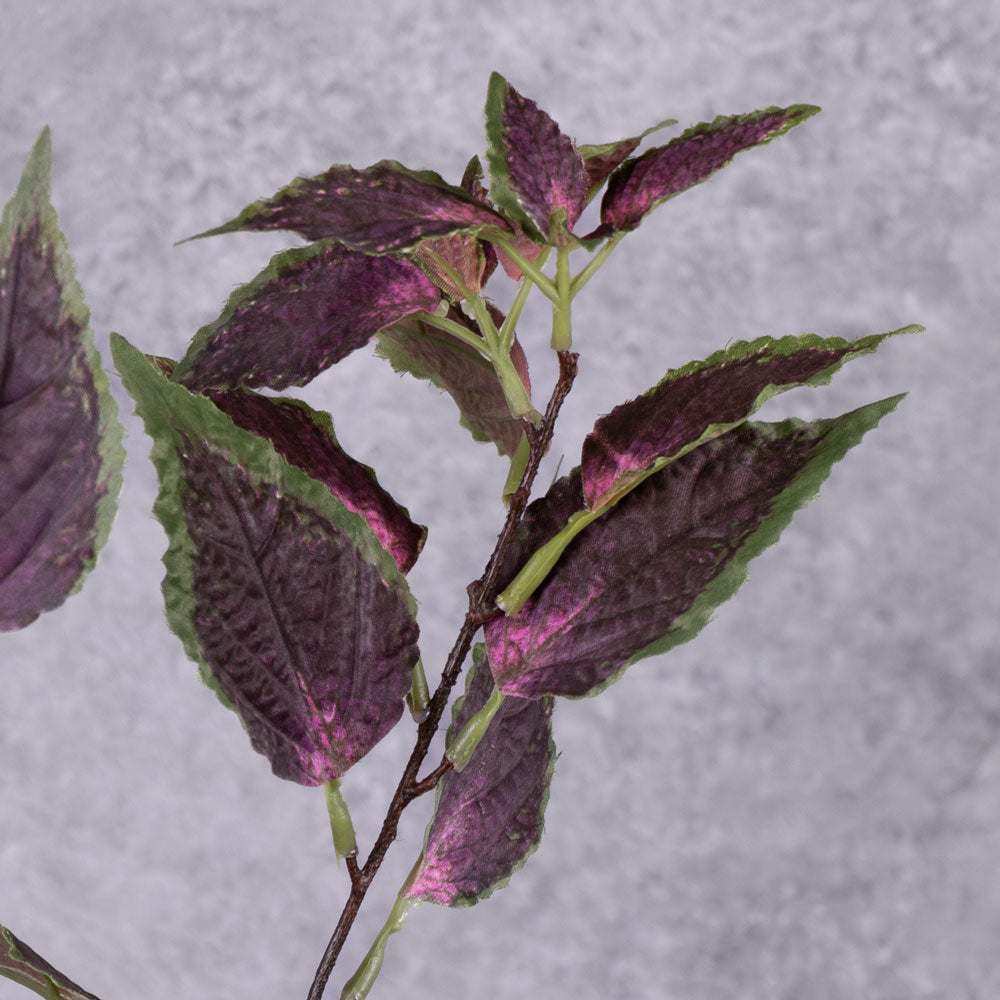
1,925 -> 101,1000
179,159 -> 507,251
0,127 -> 125,612
587,324 -> 923,512
564,394 -> 906,701
410,643 -> 556,908
483,71 -> 549,246
374,322 -> 518,457
110,332 -> 418,713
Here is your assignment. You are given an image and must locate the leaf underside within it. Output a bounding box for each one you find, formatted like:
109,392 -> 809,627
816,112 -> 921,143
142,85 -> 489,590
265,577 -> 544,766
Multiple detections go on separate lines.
1,925 -> 102,1000
376,306 -> 532,457
405,645 -> 555,906
582,327 -> 920,511
0,128 -> 124,631
113,335 -> 420,785
486,397 -> 904,699
172,240 -> 441,392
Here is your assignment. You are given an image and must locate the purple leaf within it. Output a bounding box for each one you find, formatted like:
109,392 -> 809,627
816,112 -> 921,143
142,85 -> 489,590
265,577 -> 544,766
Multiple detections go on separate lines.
186,159 -> 509,254
1,925 -> 103,1000
484,71 -> 590,242
590,104 -> 820,237
404,644 -> 555,906
577,118 -> 677,195
486,397 -> 904,699
198,382 -> 426,573
171,240 -> 441,391
112,335 -> 420,785
582,328 -> 919,511
0,128 -> 124,632
376,305 -> 532,457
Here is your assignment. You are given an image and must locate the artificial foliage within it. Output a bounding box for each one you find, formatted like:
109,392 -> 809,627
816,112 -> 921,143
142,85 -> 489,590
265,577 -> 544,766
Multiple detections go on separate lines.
1,71 -> 920,1000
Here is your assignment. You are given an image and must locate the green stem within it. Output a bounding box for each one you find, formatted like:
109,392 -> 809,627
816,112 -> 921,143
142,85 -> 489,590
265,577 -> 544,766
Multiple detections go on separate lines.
421,248 -> 477,303
325,780 -> 357,865
415,310 -> 492,356
490,237 -> 559,303
499,248 -> 552,350
446,684 -> 506,771
338,891 -> 421,1000
502,432 -> 531,506
550,244 -> 572,350
496,507 -> 602,615
570,231 -> 626,299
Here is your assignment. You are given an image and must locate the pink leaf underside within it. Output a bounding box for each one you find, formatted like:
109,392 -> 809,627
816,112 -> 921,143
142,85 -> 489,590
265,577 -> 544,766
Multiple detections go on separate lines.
500,80 -> 590,234
592,106 -> 811,236
0,219 -> 114,630
378,304 -> 531,457
199,160 -> 508,254
179,435 -> 419,784
582,338 -> 867,511
486,421 -> 835,699
174,241 -> 441,391
204,388 -> 426,573
404,649 -> 554,906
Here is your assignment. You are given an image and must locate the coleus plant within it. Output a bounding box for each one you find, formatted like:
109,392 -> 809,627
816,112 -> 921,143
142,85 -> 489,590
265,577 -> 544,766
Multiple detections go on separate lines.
0,72 -> 921,1000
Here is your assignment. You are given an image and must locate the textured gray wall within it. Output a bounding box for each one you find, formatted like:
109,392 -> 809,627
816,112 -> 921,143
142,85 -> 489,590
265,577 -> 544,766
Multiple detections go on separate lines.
2,1 -> 998,998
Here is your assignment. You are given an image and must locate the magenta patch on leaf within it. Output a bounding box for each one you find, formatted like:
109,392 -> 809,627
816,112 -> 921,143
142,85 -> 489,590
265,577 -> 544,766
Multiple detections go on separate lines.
0,130 -> 123,631
191,160 -> 508,254
173,241 -> 441,391
377,306 -> 532,456
486,402 -> 896,700
404,647 -> 554,906
179,438 -> 419,785
593,105 -> 818,236
206,389 -> 426,572
582,334 -> 880,510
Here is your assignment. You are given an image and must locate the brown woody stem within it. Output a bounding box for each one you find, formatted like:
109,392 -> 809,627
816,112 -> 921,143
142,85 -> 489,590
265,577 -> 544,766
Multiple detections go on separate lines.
306,351 -> 579,1000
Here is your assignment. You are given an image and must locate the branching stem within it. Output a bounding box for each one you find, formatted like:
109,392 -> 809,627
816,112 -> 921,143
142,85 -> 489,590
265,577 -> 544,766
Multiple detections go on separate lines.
306,351 -> 579,1000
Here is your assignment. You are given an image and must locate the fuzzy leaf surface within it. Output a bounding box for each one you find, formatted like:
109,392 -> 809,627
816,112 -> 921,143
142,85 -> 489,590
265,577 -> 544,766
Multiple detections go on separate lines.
582,327 -> 919,511
376,306 -> 532,456
171,240 -> 440,391
1,925 -> 103,1000
0,128 -> 124,631
486,397 -> 903,699
590,104 -> 820,237
577,118 -> 677,196
187,159 -> 508,254
113,335 -> 420,785
484,71 -> 589,242
404,645 -> 555,906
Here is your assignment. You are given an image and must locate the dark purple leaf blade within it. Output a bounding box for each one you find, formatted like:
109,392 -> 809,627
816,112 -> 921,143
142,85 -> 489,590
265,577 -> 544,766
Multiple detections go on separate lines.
0,128 -> 124,632
1,924 -> 103,1000
112,334 -> 420,785
404,644 -> 555,906
184,159 -> 509,254
196,379 -> 425,573
582,327 -> 921,512
486,396 -> 904,700
590,104 -> 820,238
376,306 -> 532,457
171,239 -> 441,392
484,71 -> 590,242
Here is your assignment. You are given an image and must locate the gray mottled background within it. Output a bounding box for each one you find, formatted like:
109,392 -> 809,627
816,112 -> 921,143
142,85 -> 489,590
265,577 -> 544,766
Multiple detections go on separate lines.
2,1 -> 997,998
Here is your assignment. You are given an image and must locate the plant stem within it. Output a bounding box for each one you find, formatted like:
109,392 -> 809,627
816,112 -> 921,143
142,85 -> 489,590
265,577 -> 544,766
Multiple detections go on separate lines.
445,684 -> 505,771
325,780 -> 357,865
550,244 -> 572,351
306,351 -> 579,1000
